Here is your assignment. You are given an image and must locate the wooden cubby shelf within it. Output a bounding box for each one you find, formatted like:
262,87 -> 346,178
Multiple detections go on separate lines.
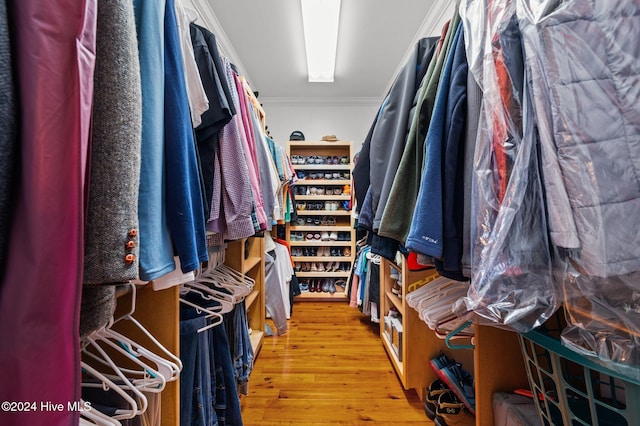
379,256 -> 530,425
287,140 -> 356,302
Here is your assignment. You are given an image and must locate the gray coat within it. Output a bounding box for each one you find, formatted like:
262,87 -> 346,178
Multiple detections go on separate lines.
84,0 -> 142,284
0,0 -> 17,277
519,0 -> 640,278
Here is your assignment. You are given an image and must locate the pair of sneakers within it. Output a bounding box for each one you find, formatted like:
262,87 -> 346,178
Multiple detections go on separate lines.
425,354 -> 475,425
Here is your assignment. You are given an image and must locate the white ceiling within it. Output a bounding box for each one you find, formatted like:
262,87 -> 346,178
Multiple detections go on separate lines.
186,0 -> 456,102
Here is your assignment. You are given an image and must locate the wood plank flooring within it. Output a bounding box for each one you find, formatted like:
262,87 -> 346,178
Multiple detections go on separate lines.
240,302 -> 433,425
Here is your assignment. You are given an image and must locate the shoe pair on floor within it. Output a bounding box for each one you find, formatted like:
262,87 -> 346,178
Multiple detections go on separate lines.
425,354 -> 476,425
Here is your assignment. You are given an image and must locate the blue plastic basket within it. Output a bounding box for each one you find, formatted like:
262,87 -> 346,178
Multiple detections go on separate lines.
518,327 -> 640,425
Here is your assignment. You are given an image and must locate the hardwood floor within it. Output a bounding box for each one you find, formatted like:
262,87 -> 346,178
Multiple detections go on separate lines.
240,302 -> 433,425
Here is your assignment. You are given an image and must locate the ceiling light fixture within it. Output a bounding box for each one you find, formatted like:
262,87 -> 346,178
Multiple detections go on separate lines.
300,0 -> 341,82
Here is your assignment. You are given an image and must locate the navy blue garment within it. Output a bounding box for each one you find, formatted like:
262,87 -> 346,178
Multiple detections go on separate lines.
352,109 -> 378,219
406,25 -> 463,258
190,23 -> 235,217
232,301 -> 253,396
439,26 -> 469,277
163,0 -> 208,273
180,311 -> 218,426
0,0 -> 17,278
211,323 -> 243,425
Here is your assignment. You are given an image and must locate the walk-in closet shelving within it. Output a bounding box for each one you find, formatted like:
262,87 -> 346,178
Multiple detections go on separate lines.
286,140 -> 356,300
111,285 -> 180,426
379,256 -> 531,425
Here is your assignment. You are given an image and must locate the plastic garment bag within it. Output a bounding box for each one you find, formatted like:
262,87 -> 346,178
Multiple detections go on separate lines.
518,0 -> 640,377
454,0 -> 560,331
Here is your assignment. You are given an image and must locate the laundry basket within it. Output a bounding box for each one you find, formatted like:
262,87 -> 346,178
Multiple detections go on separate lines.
518,324 -> 640,425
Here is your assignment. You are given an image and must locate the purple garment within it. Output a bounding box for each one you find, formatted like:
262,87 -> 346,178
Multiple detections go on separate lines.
207,57 -> 256,241
0,1 -> 97,425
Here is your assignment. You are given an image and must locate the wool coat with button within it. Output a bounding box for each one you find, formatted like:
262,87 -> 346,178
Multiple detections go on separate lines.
84,0 -> 142,285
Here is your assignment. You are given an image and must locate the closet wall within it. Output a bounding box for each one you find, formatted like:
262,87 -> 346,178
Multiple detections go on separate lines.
260,99 -> 379,152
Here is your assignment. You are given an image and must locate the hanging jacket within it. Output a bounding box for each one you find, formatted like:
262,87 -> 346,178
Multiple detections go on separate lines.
378,20 -> 458,241
406,24 -> 468,280
519,0 -> 640,278
84,0 -> 142,285
456,0 -> 558,331
164,0 -> 208,273
358,37 -> 438,232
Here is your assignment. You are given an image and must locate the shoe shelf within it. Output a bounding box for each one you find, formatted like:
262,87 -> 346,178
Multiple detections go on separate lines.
380,258 -> 444,399
291,256 -> 352,262
292,164 -> 351,171
295,195 -> 351,201
295,210 -> 352,216
379,256 -> 530,425
289,241 -> 352,246
294,179 -> 351,186
296,271 -> 351,278
385,289 -> 403,313
289,225 -> 353,232
287,140 -> 356,302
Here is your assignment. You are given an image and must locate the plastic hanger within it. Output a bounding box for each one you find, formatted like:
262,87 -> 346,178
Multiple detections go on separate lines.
445,321 -> 475,350
179,297 -> 224,333
82,332 -> 167,393
110,283 -> 183,376
79,398 -> 123,426
80,361 -> 143,420
98,326 -> 180,383
182,281 -> 235,314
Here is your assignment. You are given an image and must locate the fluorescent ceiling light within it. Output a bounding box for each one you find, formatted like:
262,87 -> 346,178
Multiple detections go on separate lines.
300,0 -> 341,82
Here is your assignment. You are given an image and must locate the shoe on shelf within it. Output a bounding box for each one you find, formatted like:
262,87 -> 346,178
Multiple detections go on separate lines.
343,247 -> 351,257
321,279 -> 330,293
429,354 -> 475,416
424,379 -> 450,420
321,231 -> 330,241
327,279 -> 336,294
317,262 -> 325,272
434,391 -> 471,426
334,279 -> 347,290
329,231 -> 338,241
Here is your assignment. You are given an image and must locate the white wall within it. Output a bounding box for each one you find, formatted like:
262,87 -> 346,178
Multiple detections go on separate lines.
260,98 -> 381,153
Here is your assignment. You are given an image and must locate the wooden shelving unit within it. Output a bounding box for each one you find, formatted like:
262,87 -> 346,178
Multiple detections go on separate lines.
286,140 -> 355,301
379,256 -> 530,425
379,257 -> 448,400
111,285 -> 180,426
224,236 -> 266,355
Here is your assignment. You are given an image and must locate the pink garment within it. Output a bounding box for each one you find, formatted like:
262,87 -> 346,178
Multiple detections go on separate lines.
207,57 -> 256,240
232,72 -> 267,229
349,274 -> 360,308
0,1 -> 97,426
